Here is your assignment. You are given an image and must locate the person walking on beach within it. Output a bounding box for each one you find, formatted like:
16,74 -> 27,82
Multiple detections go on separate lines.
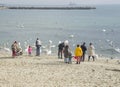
58,42 -> 64,59
81,42 -> 87,62
11,41 -> 18,58
35,38 -> 41,56
88,43 -> 95,61
28,45 -> 32,56
74,44 -> 83,64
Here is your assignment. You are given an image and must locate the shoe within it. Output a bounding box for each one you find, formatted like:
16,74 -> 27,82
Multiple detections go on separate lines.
76,62 -> 78,64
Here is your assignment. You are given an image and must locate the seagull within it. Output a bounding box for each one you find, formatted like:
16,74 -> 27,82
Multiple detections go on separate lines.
102,29 -> 106,32
69,34 -> 74,38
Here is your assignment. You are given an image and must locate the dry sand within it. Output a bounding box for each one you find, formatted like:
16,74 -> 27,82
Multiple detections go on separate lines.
0,52 -> 120,87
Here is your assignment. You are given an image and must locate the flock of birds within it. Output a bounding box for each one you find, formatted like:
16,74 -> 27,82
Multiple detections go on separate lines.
102,29 -> 120,53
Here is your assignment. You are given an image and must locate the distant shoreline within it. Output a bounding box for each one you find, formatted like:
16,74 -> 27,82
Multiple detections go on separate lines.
3,6 -> 96,10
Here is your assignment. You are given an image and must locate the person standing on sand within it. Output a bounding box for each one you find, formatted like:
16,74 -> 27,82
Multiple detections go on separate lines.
11,41 -> 18,58
81,42 -> 87,62
63,45 -> 70,63
58,42 -> 64,59
35,38 -> 41,56
74,44 -> 83,64
88,43 -> 95,61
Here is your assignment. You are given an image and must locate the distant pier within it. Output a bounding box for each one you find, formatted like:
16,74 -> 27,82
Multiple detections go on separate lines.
8,6 -> 96,10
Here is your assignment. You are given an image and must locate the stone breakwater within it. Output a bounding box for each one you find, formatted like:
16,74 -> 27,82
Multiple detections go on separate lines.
8,6 -> 96,10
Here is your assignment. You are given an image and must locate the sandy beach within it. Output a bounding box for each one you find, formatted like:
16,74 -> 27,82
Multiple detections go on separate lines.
0,52 -> 120,87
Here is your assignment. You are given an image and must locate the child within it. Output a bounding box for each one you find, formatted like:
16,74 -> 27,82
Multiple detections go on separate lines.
74,44 -> 83,64
68,52 -> 72,64
28,46 -> 32,56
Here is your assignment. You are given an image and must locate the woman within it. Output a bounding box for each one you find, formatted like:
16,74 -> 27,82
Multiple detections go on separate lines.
11,41 -> 18,58
88,43 -> 95,61
74,44 -> 83,64
63,45 -> 70,63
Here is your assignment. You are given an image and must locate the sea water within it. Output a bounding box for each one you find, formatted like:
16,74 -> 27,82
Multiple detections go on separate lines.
0,5 -> 120,58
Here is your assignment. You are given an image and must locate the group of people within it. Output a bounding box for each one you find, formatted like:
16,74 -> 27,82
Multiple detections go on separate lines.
11,38 -> 42,58
11,38 -> 96,63
58,41 -> 96,64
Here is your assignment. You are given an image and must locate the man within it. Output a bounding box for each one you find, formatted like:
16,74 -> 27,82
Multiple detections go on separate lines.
58,42 -> 64,59
36,38 -> 41,56
81,42 -> 87,62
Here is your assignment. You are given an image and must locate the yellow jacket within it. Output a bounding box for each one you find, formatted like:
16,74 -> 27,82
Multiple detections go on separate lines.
74,47 -> 83,57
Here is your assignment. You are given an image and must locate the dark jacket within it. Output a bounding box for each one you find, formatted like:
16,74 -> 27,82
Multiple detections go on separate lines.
58,42 -> 64,50
63,45 -> 69,58
81,44 -> 87,53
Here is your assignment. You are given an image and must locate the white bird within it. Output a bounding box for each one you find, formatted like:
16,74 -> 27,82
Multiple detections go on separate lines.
102,29 -> 106,32
114,48 -> 120,53
49,40 -> 52,44
69,34 -> 74,38
3,47 -> 11,52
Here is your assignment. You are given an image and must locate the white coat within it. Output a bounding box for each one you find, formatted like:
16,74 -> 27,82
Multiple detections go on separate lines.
88,45 -> 95,56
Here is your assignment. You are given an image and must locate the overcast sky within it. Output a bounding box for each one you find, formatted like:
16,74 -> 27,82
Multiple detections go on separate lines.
0,0 -> 120,5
